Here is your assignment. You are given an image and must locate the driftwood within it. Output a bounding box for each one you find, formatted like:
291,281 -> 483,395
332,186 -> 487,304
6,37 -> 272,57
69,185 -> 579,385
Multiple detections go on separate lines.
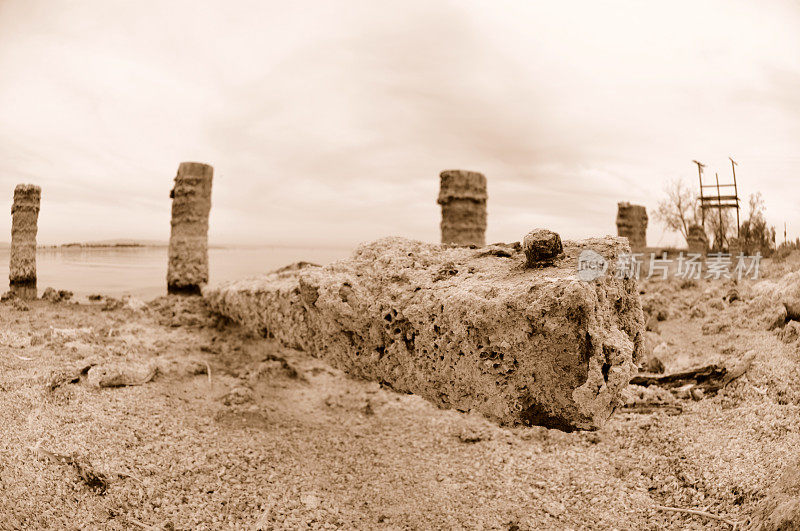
631,351 -> 756,397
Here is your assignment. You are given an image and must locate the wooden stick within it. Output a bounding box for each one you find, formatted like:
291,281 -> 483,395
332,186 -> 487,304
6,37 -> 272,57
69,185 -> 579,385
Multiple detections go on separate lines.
204,360 -> 212,383
653,505 -> 736,526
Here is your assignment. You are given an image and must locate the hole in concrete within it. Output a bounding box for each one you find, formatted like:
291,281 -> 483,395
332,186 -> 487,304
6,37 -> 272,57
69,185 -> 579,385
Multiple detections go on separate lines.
601,362 -> 611,382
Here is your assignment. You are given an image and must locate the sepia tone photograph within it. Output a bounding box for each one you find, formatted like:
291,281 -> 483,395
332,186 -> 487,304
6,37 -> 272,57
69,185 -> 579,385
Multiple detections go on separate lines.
0,1 -> 799,529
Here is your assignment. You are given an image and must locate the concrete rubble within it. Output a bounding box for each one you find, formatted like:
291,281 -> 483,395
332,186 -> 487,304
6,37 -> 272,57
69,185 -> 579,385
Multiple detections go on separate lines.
522,229 -> 563,267
204,235 -> 644,431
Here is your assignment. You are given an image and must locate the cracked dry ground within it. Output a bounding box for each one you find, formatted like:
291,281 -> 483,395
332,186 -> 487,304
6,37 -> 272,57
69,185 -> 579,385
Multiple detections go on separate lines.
0,279 -> 798,530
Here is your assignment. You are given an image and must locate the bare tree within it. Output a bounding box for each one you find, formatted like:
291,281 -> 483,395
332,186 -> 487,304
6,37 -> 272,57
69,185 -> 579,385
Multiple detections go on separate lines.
653,178 -> 700,243
739,192 -> 776,256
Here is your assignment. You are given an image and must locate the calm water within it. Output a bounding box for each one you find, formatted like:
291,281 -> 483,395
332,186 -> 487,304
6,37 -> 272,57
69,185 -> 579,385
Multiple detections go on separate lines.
0,246 -> 351,300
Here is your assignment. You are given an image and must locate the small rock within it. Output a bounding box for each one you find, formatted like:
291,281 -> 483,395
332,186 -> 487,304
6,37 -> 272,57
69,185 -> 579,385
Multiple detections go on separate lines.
689,305 -> 706,319
87,362 -> 156,387
12,298 -> 29,311
1,290 -> 16,302
622,384 -> 675,407
522,229 -> 563,267
768,305 -> 789,330
455,413 -> 495,443
702,320 -> 731,335
543,500 -> 566,517
102,297 -> 123,311
642,293 -> 669,321
779,321 -> 800,343
642,343 -> 667,373
41,287 -> 73,303
645,314 -> 660,332
725,289 -> 740,303
785,299 -> 800,321
300,494 -> 320,509
222,386 -> 254,406
121,295 -> 147,312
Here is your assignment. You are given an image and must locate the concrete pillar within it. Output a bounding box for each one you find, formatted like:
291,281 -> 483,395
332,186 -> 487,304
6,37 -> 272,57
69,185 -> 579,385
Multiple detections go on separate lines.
615,202 -> 648,250
687,224 -> 708,255
9,184 -> 41,298
167,162 -> 213,294
437,170 -> 487,247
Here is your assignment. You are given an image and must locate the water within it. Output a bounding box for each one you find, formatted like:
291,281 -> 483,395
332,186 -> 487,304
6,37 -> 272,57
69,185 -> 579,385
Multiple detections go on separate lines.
0,246 -> 351,300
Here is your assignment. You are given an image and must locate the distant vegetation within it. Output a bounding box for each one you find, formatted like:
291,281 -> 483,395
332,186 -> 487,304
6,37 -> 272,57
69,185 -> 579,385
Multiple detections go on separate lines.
655,177 -> 777,255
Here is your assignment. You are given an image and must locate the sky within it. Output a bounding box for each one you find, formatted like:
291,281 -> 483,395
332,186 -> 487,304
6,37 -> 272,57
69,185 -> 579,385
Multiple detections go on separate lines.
0,0 -> 798,247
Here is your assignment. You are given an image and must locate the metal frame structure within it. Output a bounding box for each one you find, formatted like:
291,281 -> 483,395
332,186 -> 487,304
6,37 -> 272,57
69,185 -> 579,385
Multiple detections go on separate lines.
692,158 -> 740,247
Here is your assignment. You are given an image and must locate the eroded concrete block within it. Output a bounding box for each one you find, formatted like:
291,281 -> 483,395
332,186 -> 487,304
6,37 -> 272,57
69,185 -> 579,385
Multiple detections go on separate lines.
204,236 -> 643,430
616,202 -> 648,250
167,162 -> 213,294
437,170 -> 487,247
9,184 -> 41,294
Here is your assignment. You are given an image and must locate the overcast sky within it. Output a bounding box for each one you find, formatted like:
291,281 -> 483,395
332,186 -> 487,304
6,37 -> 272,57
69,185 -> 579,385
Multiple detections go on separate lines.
0,0 -> 798,247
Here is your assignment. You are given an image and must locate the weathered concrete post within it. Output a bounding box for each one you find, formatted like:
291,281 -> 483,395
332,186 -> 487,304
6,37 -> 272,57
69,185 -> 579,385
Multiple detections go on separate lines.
9,184 -> 41,298
687,224 -> 709,255
437,170 -> 487,247
615,202 -> 648,250
167,162 -> 213,294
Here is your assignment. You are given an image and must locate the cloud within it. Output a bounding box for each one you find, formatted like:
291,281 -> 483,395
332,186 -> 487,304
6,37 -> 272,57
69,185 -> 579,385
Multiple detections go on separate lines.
0,0 -> 797,247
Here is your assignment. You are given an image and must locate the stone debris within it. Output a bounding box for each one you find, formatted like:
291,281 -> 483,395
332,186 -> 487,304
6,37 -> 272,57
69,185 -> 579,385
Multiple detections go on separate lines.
615,202 -> 648,250
437,170 -> 487,247
167,162 -> 214,294
204,236 -> 644,431
744,271 -> 800,330
779,321 -> 800,344
86,361 -> 157,388
522,229 -> 563,267
41,287 -> 73,303
9,184 -> 41,294
702,319 -> 731,335
641,342 -> 667,374
686,224 -> 708,254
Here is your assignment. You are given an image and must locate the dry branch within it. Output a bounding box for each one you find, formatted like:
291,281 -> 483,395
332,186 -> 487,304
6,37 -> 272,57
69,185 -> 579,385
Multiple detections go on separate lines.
631,351 -> 755,397
654,504 -> 737,527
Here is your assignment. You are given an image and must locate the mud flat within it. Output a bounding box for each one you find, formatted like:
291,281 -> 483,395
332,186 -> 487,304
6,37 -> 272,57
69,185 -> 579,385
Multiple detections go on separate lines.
204,236 -> 644,430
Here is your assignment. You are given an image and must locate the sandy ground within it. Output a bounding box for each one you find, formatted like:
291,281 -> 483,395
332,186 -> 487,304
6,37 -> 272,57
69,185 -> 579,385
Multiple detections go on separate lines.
1,255 -> 799,530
